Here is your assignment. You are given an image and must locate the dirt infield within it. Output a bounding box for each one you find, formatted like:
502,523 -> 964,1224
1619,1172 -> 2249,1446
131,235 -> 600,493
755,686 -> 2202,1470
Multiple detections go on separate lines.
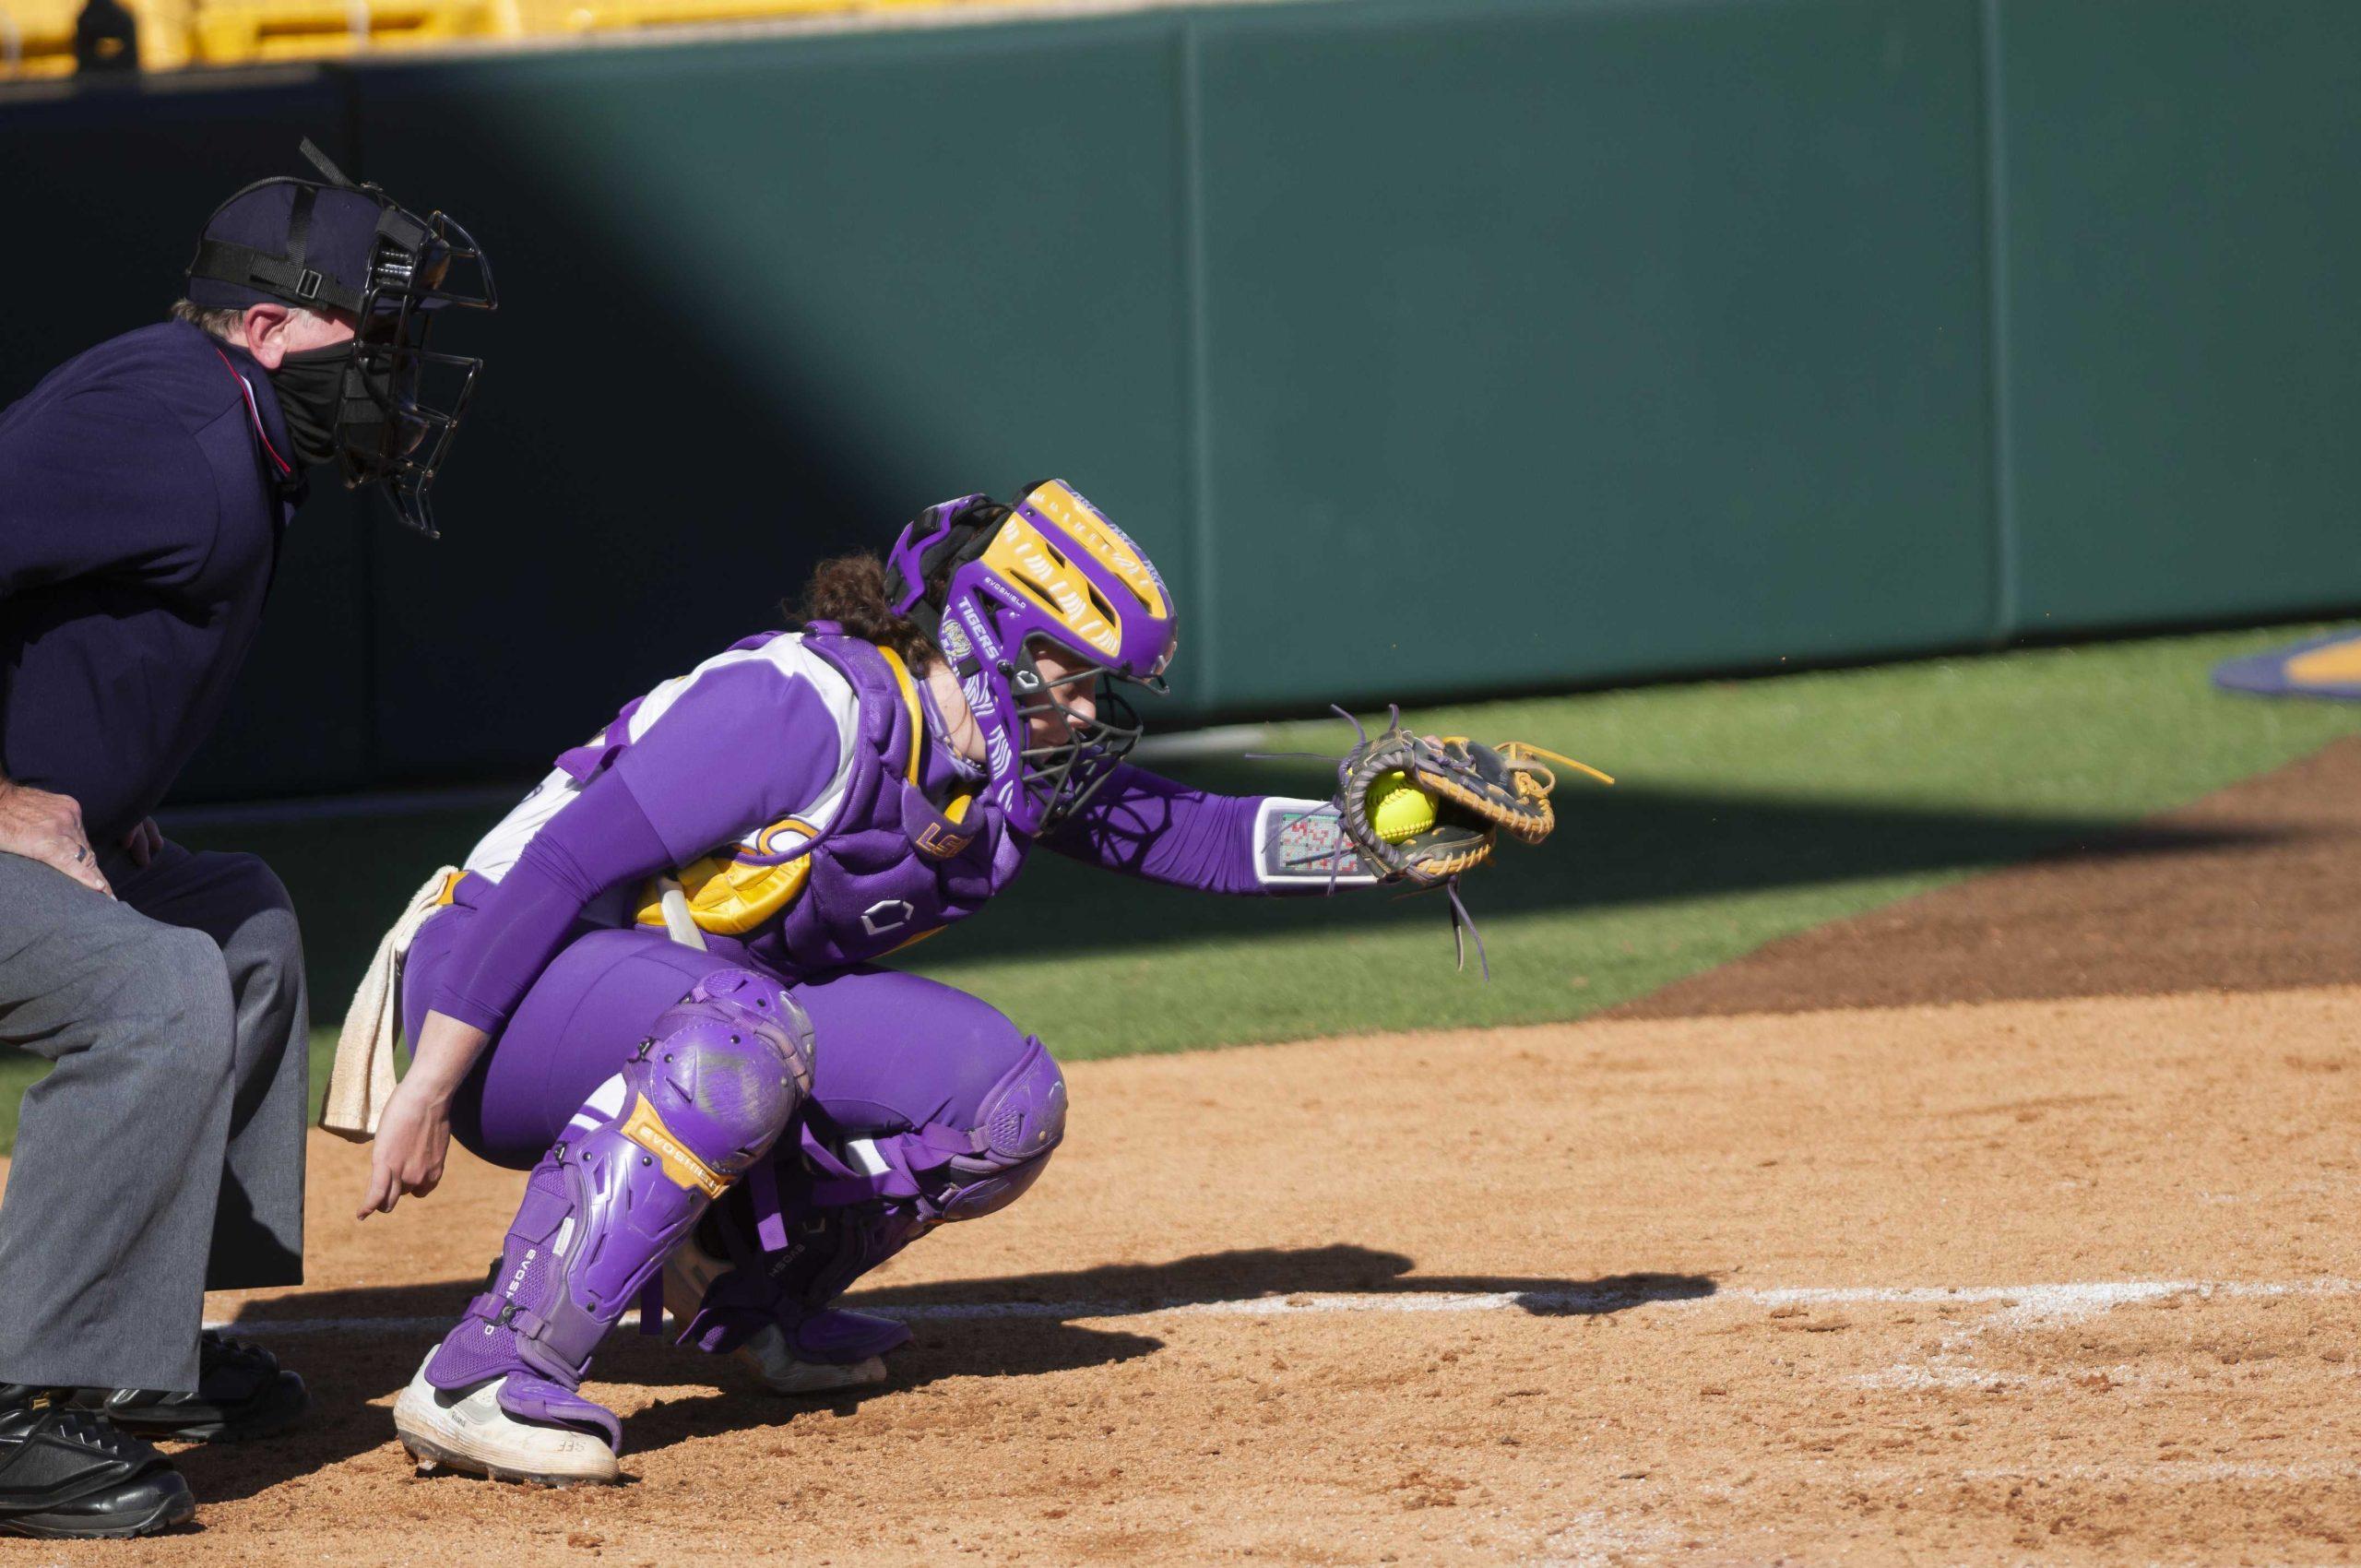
9,739 -> 2360,1564
1620,733 -> 2361,1018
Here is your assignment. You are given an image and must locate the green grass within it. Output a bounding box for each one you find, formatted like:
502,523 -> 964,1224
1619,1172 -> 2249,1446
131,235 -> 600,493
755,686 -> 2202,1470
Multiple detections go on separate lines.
916,623 -> 2361,1058
3,624 -> 2356,1153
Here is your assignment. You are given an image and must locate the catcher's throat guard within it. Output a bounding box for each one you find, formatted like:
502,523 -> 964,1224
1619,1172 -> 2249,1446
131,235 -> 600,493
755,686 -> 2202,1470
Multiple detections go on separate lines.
186,138 -> 495,538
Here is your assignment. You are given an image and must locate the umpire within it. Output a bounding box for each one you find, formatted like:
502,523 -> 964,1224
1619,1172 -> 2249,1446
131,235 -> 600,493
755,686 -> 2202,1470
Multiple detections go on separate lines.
0,142 -> 492,1538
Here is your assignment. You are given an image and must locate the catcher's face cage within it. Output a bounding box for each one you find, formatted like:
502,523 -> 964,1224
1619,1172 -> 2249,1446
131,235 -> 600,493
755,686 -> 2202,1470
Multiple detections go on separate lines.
941,581 -> 1169,837
337,207 -> 496,538
1009,636 -> 1159,835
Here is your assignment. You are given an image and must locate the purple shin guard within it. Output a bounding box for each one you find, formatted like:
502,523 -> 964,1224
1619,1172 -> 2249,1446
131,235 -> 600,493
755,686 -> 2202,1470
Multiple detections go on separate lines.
425,970 -> 814,1446
675,1035 -> 1067,1360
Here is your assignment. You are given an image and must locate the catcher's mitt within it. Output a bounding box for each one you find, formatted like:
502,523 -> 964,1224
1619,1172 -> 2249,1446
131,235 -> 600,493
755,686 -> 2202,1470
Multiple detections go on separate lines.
1328,707 -> 1611,972
1333,710 -> 1609,888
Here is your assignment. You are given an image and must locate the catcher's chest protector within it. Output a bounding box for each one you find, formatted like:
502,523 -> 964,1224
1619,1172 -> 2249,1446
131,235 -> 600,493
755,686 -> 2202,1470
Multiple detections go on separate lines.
757,635 -> 1028,972
579,634 -> 1029,973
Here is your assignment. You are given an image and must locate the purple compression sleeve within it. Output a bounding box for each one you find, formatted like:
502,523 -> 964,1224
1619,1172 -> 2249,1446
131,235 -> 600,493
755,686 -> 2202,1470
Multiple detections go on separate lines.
429,779 -> 676,1031
1044,763 -> 1291,896
609,659 -> 849,868
432,659 -> 852,1030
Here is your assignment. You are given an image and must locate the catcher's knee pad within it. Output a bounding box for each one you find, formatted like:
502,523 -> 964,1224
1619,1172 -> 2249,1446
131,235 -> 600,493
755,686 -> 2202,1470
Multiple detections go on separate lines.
674,1036 -> 1065,1354
425,969 -> 813,1402
793,1033 -> 1066,1289
934,1032 -> 1066,1221
800,1031 -> 1064,1228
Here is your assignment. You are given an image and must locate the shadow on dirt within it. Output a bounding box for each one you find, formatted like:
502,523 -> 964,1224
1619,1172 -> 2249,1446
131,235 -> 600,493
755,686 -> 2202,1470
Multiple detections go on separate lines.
852,1242 -> 1716,1320
192,1244 -> 1710,1498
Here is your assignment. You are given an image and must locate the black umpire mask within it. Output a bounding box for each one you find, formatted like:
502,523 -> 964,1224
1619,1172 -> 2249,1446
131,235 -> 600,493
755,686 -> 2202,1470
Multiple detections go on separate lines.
186,139 -> 495,534
267,342 -> 350,470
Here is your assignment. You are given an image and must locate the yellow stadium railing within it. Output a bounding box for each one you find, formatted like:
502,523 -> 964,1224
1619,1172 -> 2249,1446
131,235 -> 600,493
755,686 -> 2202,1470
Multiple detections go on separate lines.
0,0 -> 1086,77
503,0 -> 1000,35
515,0 -> 848,37
190,0 -> 494,63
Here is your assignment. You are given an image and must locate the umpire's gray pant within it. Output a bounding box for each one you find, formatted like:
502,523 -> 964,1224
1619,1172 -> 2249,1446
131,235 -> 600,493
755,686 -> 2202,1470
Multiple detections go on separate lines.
0,839 -> 307,1394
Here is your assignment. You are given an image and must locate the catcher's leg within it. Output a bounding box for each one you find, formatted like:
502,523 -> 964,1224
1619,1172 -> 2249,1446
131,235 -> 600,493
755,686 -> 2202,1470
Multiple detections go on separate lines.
394,968 -> 813,1483
664,969 -> 1065,1394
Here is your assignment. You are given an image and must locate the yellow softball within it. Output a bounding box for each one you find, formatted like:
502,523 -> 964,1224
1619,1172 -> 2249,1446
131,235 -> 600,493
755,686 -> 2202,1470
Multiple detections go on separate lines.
1368,769 -> 1438,844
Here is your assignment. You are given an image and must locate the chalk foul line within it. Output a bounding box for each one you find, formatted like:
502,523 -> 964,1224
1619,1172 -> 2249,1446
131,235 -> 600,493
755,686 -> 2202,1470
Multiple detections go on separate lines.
207,1276 -> 2361,1338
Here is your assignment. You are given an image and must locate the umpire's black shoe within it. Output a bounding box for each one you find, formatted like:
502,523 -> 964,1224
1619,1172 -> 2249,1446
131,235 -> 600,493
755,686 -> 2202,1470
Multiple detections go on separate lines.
70,1330 -> 311,1443
0,1390 -> 195,1539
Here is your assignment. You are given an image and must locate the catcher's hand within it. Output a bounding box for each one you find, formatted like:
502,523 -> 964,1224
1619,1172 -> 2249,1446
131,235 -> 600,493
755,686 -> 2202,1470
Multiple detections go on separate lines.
1332,710 -> 1611,888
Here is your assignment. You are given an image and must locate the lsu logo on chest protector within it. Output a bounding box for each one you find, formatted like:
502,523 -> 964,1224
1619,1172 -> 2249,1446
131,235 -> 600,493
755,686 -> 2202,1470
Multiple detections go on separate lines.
915,792 -> 979,861
915,821 -> 973,859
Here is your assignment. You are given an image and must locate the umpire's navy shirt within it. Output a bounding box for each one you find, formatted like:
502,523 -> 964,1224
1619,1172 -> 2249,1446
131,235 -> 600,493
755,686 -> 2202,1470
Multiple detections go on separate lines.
0,320 -> 303,843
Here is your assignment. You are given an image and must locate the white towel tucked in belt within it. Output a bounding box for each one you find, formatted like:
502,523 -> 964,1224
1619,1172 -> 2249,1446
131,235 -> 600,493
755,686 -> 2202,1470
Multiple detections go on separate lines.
321,866 -> 459,1142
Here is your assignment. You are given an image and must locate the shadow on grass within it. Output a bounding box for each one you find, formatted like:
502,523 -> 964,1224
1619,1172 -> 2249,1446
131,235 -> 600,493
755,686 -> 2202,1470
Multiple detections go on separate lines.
162,775 -> 2290,1014
930,776 -> 2283,965
190,1243 -> 1713,1501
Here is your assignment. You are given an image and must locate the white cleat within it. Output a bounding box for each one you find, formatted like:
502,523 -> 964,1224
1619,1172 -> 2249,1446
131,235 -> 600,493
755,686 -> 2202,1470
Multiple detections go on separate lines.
662,1242 -> 890,1396
392,1355 -> 620,1488
732,1329 -> 888,1395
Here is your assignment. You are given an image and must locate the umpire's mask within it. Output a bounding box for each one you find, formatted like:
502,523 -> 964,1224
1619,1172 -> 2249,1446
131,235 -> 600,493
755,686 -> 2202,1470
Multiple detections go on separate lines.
184,138 -> 496,539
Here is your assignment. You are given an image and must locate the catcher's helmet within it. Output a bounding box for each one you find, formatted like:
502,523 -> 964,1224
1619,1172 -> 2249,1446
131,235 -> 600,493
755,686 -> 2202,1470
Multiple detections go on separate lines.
884,480 -> 1177,837
186,138 -> 495,538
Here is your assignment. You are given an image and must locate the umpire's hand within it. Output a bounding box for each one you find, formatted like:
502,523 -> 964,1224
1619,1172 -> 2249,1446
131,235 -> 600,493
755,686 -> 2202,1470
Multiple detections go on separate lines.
0,781 -> 113,897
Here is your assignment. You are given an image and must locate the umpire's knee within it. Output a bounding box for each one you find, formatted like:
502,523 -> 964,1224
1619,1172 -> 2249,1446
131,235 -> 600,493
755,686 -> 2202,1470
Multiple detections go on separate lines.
105,924 -> 237,1080
202,852 -> 303,1009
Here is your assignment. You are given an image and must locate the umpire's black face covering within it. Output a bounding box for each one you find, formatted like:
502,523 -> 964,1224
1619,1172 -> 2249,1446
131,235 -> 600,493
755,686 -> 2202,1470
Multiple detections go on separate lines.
268,343 -> 350,470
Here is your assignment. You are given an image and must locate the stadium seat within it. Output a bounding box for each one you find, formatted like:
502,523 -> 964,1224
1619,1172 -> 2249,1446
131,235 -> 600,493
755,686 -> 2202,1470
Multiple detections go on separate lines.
0,0 -> 191,77
1,0 -> 1079,73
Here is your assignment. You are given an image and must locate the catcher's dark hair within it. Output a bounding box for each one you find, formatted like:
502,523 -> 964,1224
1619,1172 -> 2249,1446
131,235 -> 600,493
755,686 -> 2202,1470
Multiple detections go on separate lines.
789,552 -> 940,668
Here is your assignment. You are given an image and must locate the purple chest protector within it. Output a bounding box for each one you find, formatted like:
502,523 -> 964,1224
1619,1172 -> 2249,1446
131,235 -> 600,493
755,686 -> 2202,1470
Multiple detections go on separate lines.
555,630 -> 1030,976
749,631 -> 1029,974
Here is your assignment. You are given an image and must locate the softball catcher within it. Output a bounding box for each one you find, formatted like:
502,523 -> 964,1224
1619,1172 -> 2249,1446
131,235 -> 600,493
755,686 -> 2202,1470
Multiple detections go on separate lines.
336,481 -> 1596,1484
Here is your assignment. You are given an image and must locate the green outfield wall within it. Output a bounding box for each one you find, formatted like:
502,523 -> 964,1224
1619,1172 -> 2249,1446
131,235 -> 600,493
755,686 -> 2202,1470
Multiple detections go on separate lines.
1,0 -> 2356,799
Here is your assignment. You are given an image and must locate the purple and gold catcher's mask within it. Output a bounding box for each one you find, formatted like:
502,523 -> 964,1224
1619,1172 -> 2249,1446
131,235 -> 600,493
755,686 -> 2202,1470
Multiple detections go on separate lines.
884,480 -> 1179,837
